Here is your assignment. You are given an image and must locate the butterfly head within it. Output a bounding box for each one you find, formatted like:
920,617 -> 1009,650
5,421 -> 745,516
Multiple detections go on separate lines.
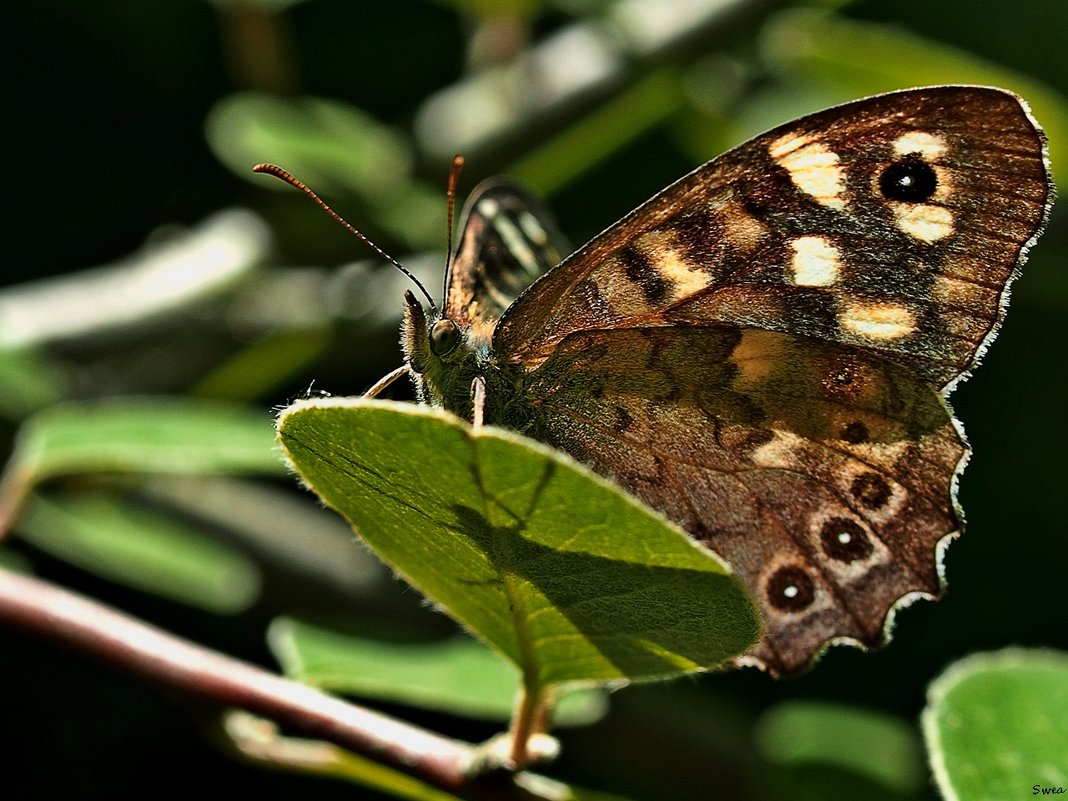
401,290 -> 484,416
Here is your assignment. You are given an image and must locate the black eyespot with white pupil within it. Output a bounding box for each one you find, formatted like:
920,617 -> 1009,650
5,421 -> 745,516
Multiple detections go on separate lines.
820,517 -> 873,563
879,154 -> 938,202
430,319 -> 461,355
767,566 -> 815,612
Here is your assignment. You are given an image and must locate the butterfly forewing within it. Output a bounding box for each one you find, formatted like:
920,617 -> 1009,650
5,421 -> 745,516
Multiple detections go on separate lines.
473,86 -> 1052,674
496,87 -> 1050,389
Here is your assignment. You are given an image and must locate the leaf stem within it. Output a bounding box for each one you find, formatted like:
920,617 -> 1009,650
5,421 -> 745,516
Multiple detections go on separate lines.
507,682 -> 558,770
509,685 -> 540,767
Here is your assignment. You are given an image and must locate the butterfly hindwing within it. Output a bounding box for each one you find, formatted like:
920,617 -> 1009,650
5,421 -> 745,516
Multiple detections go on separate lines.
522,325 -> 964,672
417,86 -> 1052,675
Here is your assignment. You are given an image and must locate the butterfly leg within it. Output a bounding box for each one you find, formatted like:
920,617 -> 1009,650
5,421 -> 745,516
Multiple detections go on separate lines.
364,365 -> 410,398
470,376 -> 487,430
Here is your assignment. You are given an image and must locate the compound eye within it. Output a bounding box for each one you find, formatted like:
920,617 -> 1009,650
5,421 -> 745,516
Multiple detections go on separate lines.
429,319 -> 461,356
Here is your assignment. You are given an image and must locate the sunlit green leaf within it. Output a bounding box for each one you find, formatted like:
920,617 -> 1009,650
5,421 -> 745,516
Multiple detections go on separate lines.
214,92 -> 451,249
923,648 -> 1068,801
510,69 -> 686,197
277,397 -> 759,692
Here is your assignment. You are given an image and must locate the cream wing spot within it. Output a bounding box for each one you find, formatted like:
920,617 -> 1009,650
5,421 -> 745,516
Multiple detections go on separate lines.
789,236 -> 841,286
930,165 -> 954,201
876,147 -> 955,242
750,430 -> 806,469
655,248 -> 712,300
489,209 -> 539,271
893,131 -> 948,160
634,230 -> 712,301
767,132 -> 813,160
476,197 -> 500,217
890,202 -> 955,242
768,133 -> 847,210
839,301 -> 917,341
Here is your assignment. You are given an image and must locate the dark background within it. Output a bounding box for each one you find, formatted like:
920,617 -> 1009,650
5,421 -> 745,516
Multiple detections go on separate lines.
2,1 -> 1065,799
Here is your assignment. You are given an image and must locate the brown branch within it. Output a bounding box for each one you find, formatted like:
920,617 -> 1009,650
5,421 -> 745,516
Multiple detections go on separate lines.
0,568 -> 561,800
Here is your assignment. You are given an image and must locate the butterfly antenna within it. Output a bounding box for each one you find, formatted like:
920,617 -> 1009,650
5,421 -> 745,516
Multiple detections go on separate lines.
252,163 -> 437,310
442,154 -> 464,300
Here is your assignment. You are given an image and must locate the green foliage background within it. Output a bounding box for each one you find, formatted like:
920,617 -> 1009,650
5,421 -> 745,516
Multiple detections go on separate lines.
3,1 -> 1066,800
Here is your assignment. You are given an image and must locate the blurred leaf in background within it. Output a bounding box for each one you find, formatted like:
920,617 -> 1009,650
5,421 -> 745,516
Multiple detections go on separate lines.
923,649 -> 1068,801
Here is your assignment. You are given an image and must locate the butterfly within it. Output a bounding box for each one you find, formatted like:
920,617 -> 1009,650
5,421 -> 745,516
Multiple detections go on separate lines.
266,86 -> 1054,675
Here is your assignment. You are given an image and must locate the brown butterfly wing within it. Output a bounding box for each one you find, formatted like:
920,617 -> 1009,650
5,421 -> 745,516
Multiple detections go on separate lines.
493,86 -> 1051,674
521,326 -> 963,673
444,179 -> 568,349
496,87 -> 1050,389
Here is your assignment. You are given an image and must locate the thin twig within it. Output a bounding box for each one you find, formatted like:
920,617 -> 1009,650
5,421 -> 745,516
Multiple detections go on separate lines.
0,568 -> 564,800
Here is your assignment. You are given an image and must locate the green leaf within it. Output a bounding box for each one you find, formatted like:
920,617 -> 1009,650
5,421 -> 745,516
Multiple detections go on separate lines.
431,0 -> 544,19
0,547 -> 33,574
0,347 -> 67,420
191,328 -> 333,402
218,92 -> 448,249
268,617 -> 608,725
922,648 -> 1068,801
757,701 -> 924,795
16,492 -> 261,612
10,398 -> 285,483
209,92 -> 412,200
276,397 -> 759,691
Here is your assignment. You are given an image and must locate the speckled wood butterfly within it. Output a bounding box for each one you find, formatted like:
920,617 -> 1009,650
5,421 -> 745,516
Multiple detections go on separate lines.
265,86 -> 1054,675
